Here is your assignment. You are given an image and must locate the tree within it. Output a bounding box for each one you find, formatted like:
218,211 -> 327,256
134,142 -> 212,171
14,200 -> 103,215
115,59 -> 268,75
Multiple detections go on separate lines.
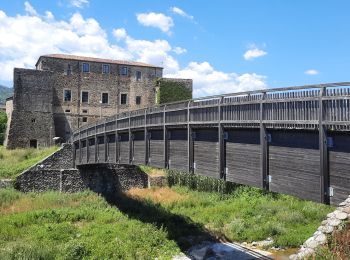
0,111 -> 7,145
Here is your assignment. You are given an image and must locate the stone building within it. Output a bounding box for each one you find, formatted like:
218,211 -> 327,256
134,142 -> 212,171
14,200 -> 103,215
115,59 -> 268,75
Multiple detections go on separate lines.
5,54 -> 192,148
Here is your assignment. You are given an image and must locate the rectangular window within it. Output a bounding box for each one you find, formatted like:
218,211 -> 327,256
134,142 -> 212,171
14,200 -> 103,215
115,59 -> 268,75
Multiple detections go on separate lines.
136,96 -> 141,105
67,64 -> 72,75
120,93 -> 127,105
65,109 -> 71,113
64,89 -> 72,102
81,91 -> 89,103
82,117 -> 88,123
102,64 -> 110,74
82,63 -> 90,73
136,71 -> 142,81
102,93 -> 109,104
119,66 -> 128,76
82,109 -> 88,113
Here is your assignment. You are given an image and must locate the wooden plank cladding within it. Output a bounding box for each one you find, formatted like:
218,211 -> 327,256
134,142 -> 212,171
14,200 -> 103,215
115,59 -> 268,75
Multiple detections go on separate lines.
269,130 -> 321,202
225,129 -> 261,188
107,134 -> 116,163
97,136 -> 105,163
118,133 -> 129,164
132,131 -> 145,165
149,130 -> 164,168
168,129 -> 188,172
193,129 -> 219,179
73,82 -> 350,205
88,138 -> 96,163
329,133 -> 350,205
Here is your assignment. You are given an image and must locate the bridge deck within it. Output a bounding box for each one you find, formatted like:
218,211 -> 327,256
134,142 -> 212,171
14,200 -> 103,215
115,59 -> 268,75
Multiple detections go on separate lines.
72,82 -> 350,205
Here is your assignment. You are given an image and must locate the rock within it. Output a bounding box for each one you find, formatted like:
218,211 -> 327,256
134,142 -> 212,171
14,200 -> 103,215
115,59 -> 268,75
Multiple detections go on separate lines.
342,207 -> 350,214
315,233 -> 327,244
339,202 -> 347,206
289,254 -> 297,260
329,218 -> 341,226
327,212 -> 334,218
251,241 -> 258,246
323,225 -> 334,234
335,211 -> 348,220
305,238 -> 318,249
321,220 -> 328,225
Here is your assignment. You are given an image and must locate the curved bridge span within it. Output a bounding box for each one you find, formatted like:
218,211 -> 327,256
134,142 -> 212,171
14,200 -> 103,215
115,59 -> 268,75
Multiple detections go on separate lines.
72,82 -> 350,205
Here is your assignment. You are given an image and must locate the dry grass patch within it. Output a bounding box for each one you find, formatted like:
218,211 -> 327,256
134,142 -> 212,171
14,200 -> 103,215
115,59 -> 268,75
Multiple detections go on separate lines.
126,187 -> 188,204
138,165 -> 166,176
0,191 -> 99,215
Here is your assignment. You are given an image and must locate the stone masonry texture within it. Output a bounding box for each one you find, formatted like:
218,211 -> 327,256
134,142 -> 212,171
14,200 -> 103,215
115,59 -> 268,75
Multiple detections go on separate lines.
15,143 -> 149,193
5,54 -> 192,148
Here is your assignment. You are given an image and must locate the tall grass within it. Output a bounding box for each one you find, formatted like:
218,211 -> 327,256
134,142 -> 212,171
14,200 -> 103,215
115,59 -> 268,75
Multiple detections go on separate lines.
167,170 -> 239,194
0,146 -> 59,179
0,188 -> 180,259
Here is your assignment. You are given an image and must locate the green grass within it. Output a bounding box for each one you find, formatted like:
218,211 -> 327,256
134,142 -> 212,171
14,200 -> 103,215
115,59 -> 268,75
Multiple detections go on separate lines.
0,146 -> 59,179
165,186 -> 333,247
0,188 -> 180,259
128,170 -> 334,249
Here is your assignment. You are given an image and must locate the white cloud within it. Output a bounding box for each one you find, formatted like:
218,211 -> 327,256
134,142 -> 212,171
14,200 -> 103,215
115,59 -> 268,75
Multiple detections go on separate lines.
70,0 -> 89,8
243,45 -> 267,61
24,1 -> 37,16
173,46 -> 187,54
171,6 -> 194,20
0,6 -> 267,98
166,61 -> 267,97
305,69 -> 319,75
113,28 -> 127,41
136,12 -> 174,34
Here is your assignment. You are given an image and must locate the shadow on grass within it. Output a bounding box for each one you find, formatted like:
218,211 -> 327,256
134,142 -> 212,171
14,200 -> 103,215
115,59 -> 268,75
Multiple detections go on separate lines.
102,191 -> 217,251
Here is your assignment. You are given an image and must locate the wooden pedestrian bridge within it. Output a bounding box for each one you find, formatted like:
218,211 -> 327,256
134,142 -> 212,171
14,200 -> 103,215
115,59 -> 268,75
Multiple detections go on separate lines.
72,82 -> 350,206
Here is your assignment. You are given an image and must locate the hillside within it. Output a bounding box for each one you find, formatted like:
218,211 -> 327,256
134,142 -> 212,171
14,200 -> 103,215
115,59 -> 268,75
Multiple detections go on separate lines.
0,85 -> 13,104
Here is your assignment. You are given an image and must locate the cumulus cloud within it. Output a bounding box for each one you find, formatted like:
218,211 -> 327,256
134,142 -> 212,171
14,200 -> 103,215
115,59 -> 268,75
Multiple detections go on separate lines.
24,1 -> 37,16
243,45 -> 267,61
171,6 -> 194,20
70,0 -> 89,8
166,61 -> 267,97
0,5 -> 267,97
112,28 -> 127,41
136,12 -> 174,34
173,46 -> 187,54
305,69 -> 319,75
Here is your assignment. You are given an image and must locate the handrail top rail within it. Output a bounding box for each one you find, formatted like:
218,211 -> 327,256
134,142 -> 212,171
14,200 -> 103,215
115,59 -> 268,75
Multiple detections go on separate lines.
75,81 -> 350,134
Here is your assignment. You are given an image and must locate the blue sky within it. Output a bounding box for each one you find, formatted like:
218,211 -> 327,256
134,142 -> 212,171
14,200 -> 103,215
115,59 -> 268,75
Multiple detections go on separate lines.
0,0 -> 349,97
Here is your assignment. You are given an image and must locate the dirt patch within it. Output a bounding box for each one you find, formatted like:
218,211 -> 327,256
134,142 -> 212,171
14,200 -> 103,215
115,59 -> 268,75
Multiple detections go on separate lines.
126,187 -> 188,204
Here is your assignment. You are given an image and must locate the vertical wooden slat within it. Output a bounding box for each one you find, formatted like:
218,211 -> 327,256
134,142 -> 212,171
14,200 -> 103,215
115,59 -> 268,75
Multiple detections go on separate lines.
260,92 -> 268,190
319,87 -> 330,204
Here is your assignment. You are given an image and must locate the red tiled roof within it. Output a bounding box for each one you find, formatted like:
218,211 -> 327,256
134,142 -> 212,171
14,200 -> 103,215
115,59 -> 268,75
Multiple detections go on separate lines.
37,54 -> 163,69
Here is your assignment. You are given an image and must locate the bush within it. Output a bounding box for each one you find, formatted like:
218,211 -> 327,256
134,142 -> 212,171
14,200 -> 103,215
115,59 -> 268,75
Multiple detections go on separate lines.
156,79 -> 192,104
0,111 -> 6,144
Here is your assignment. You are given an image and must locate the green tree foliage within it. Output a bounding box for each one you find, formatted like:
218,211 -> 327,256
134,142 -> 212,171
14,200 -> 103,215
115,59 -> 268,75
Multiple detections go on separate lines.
157,79 -> 192,104
0,111 -> 7,144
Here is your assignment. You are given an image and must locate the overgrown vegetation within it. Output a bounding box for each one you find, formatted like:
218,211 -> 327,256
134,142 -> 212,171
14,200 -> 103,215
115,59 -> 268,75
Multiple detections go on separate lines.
127,171 -> 334,248
0,188 -> 180,259
156,78 -> 192,104
0,111 -> 6,144
138,165 -> 166,176
0,146 -> 59,179
167,170 -> 238,194
314,222 -> 350,259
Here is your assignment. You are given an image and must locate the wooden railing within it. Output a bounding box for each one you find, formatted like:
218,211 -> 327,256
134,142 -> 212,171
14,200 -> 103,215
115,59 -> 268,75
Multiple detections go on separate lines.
72,82 -> 350,205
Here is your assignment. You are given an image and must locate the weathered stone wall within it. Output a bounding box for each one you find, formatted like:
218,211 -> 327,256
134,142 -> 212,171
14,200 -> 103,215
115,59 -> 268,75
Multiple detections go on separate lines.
6,69 -> 56,148
3,97 -> 13,146
15,164 -> 148,193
